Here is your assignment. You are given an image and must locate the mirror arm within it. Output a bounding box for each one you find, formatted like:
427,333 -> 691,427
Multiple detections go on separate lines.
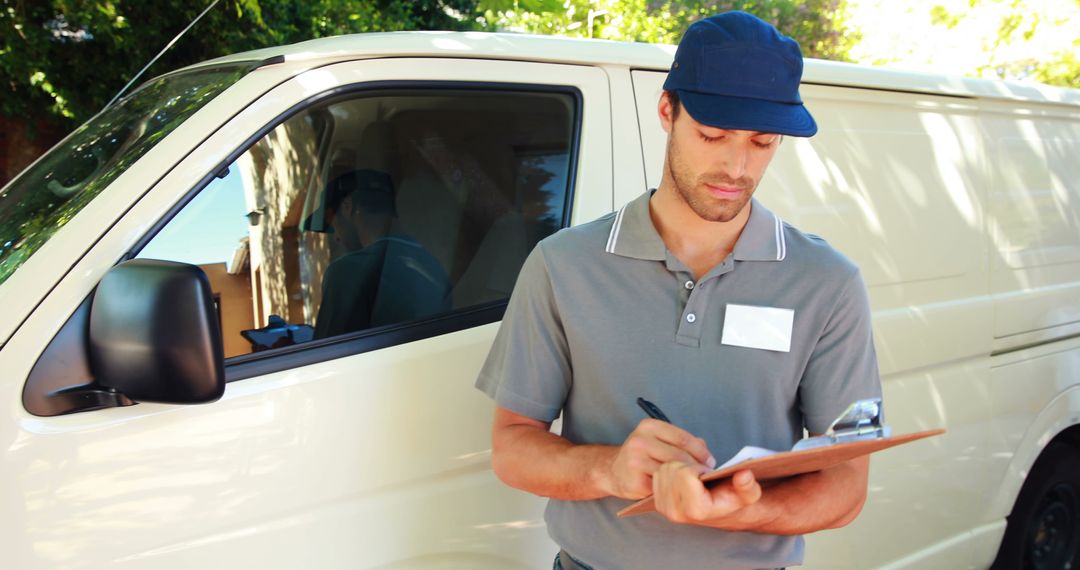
47,383 -> 136,413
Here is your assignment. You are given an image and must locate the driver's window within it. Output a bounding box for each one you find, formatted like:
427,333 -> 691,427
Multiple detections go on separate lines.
138,88 -> 576,359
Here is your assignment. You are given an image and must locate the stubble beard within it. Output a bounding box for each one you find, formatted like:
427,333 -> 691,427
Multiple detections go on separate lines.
665,136 -> 756,223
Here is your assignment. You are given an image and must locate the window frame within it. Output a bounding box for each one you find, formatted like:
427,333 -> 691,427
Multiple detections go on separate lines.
125,80 -> 584,383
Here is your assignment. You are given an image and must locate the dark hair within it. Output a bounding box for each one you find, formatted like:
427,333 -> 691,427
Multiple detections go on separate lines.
662,89 -> 784,143
326,169 -> 396,216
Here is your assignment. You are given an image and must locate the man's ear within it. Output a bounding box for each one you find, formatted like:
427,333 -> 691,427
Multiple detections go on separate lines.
658,92 -> 675,135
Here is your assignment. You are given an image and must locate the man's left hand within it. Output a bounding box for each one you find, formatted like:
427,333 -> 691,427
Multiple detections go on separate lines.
651,455 -> 869,534
652,463 -> 762,524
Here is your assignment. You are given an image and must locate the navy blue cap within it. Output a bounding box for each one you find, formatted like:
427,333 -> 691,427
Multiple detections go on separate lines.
663,11 -> 817,137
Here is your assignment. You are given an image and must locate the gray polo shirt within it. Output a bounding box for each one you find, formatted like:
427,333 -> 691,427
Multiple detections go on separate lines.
476,190 -> 882,570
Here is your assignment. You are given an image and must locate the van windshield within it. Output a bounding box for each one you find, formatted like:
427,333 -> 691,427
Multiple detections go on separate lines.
0,61 -> 256,286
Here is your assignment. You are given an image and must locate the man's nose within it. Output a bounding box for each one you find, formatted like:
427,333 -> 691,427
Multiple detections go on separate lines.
717,145 -> 748,180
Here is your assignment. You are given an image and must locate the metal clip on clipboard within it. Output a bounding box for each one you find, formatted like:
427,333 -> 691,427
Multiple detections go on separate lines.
791,398 -> 891,451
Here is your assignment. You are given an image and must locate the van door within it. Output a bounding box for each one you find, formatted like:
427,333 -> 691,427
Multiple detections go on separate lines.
4,58 -> 612,569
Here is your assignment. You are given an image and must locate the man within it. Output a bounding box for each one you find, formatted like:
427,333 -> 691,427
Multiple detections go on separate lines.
476,11 -> 882,569
314,169 -> 449,337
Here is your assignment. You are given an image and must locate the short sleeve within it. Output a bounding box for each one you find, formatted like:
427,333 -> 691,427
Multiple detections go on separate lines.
475,243 -> 572,422
798,268 -> 883,433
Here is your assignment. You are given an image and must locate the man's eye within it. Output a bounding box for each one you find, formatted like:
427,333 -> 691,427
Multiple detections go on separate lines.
700,134 -> 721,143
752,138 -> 777,148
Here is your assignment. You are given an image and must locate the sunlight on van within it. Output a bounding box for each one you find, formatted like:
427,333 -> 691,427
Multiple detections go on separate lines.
432,38 -> 473,51
296,69 -> 338,92
919,113 -> 977,225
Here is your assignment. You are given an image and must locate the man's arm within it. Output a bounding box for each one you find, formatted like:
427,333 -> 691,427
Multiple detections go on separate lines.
652,444 -> 869,534
491,406 -> 717,501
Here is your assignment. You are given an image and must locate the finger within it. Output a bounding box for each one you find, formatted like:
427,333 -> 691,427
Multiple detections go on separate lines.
637,420 -> 716,468
731,470 -> 762,506
637,437 -> 702,467
626,428 -> 699,466
672,463 -> 712,521
706,483 -> 744,516
617,443 -> 663,470
656,460 -> 710,480
654,462 -> 711,522
706,472 -> 762,515
613,456 -> 658,499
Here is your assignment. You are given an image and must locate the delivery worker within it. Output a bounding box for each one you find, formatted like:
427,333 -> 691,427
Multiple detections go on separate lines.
476,11 -> 883,569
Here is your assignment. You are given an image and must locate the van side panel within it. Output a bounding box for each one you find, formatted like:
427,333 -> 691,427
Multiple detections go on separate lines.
986,101 -> 1080,348
631,70 -> 1004,569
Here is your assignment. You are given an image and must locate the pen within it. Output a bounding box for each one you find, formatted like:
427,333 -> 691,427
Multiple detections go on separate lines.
636,397 -> 672,423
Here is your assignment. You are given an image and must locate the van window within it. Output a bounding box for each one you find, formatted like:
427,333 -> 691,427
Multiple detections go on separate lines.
137,88 -> 576,359
0,62 -> 256,286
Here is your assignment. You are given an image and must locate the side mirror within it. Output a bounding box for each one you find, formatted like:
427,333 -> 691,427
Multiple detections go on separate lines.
89,259 -> 225,404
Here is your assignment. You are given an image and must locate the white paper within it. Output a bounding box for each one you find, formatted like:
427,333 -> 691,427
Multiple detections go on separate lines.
714,445 -> 779,471
721,304 -> 794,352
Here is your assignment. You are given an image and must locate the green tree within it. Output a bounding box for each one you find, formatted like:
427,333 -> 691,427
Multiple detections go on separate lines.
0,0 -> 481,183
477,0 -> 859,60
2,0 -> 859,136
1,0 -> 479,127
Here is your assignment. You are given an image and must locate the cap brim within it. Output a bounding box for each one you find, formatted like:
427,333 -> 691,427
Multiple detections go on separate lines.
677,89 -> 818,137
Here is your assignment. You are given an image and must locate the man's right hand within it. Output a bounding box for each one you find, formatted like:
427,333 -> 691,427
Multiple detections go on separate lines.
490,407 -> 716,502
606,419 -> 717,499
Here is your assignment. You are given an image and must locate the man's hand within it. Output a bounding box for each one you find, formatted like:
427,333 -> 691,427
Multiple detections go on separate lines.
490,407 -> 717,502
494,406 -> 869,534
653,464 -> 762,523
606,419 -> 717,500
651,455 -> 870,534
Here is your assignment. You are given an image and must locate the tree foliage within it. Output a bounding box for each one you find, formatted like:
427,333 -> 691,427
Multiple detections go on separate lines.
0,0 -> 477,131
847,0 -> 1079,88
477,0 -> 858,61
1,0 -> 1074,143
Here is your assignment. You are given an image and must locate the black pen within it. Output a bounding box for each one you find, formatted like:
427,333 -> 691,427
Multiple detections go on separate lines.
637,397 -> 672,423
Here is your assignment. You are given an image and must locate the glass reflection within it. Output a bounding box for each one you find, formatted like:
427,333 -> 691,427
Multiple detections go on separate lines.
0,62 -> 256,285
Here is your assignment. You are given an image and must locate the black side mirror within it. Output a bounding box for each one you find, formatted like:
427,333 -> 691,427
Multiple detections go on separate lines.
88,259 -> 224,404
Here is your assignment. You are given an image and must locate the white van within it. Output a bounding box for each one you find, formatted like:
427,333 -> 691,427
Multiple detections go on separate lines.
1,31 -> 1078,569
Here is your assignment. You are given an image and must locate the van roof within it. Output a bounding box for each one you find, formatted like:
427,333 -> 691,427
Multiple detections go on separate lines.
201,31 -> 1080,107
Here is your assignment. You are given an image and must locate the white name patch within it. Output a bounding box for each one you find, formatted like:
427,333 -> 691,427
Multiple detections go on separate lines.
721,304 -> 794,353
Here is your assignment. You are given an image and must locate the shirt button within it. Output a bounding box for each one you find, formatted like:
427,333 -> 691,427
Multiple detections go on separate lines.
684,280 -> 695,290
686,313 -> 697,323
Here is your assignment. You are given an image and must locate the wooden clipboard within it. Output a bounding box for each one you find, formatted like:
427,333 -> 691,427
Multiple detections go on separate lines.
617,428 -> 945,518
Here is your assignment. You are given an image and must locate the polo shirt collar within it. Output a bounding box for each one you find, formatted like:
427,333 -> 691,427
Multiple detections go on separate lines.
733,197 -> 788,262
604,190 -> 665,260
604,190 -> 787,262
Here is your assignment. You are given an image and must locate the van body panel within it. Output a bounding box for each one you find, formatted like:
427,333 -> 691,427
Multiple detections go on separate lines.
604,65 -> 647,209
986,101 -> 1080,344
2,57 -> 611,568
194,32 -> 1080,106
873,528 -> 977,570
987,340 -> 1080,515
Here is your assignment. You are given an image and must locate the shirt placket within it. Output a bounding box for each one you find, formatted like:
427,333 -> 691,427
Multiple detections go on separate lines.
670,254 -> 736,347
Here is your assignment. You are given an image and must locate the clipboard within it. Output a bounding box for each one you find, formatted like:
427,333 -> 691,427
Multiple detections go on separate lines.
617,398 -> 945,518
618,427 -> 944,517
